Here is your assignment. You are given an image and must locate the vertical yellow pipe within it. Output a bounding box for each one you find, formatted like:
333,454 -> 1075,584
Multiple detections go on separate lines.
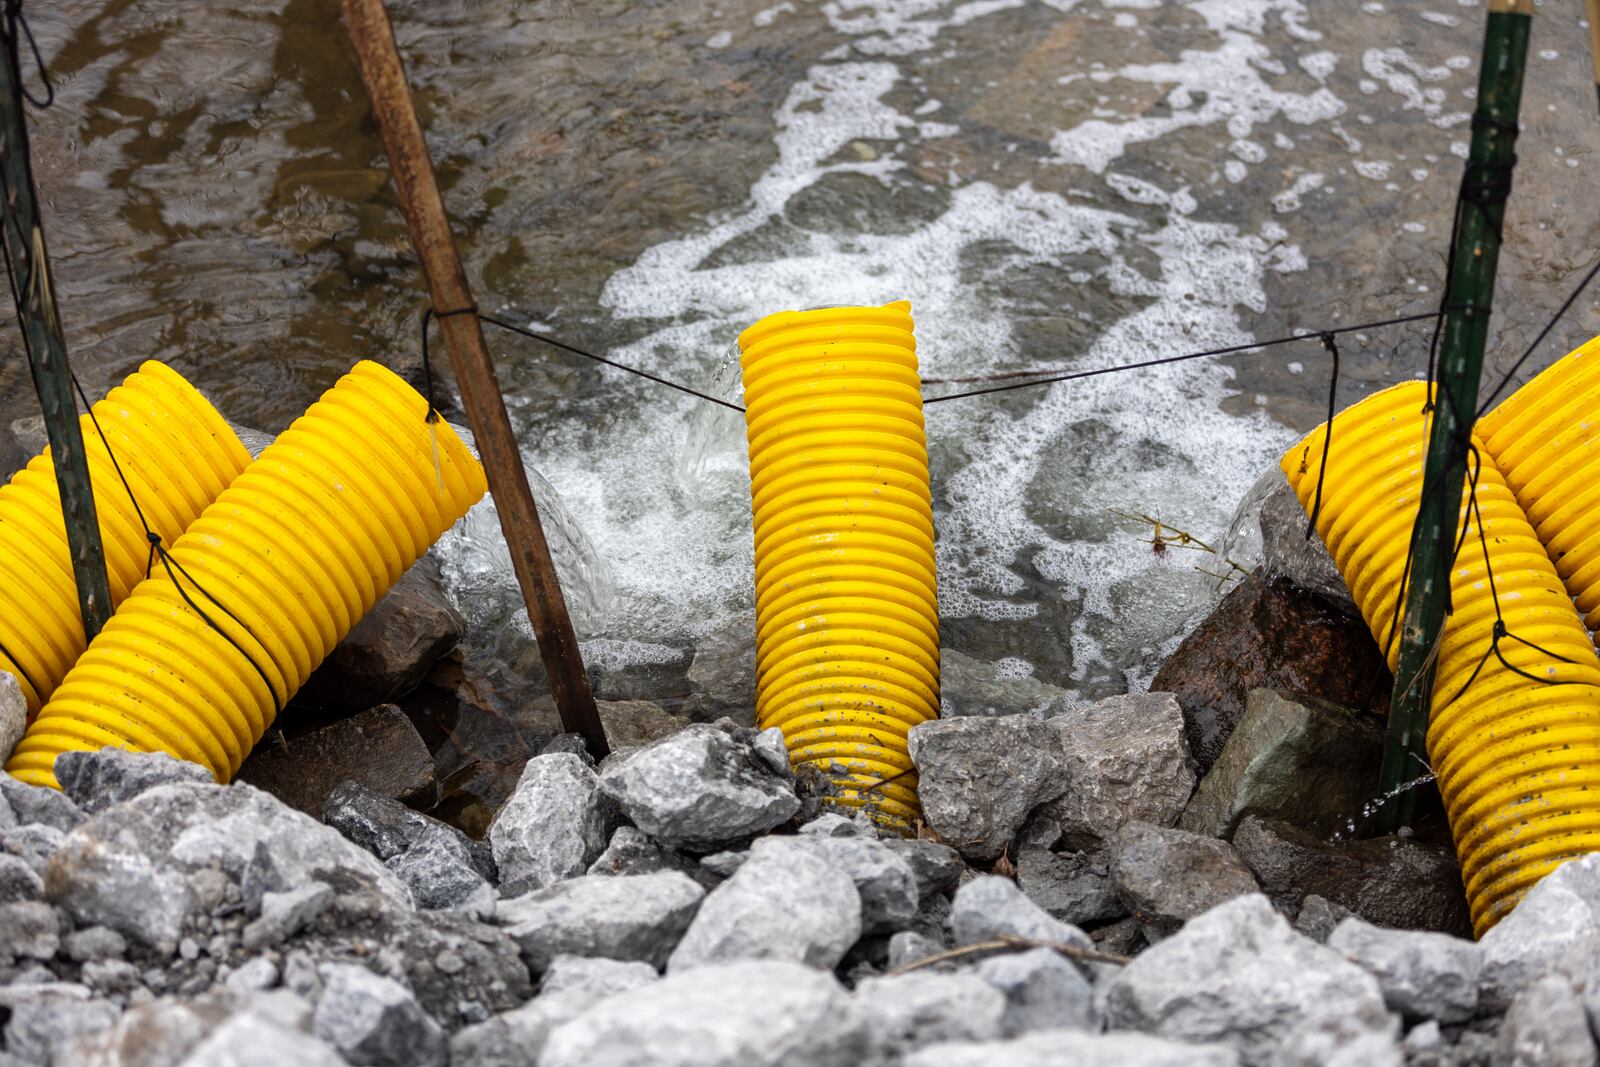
739,301 -> 938,832
1284,381 -> 1600,933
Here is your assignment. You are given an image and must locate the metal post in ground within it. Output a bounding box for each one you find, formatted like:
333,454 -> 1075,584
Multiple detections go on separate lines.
340,0 -> 609,758
0,17 -> 112,642
1376,0 -> 1533,834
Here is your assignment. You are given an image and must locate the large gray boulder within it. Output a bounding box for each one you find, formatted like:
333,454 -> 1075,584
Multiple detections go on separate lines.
0,771 -> 83,832
598,723 -> 799,852
973,946 -> 1096,1035
1181,689 -> 1382,838
852,972 -> 1007,1052
489,753 -> 617,895
312,964 -> 446,1067
795,834 -> 918,935
1498,974 -> 1597,1067
498,871 -> 704,972
450,989 -> 600,1067
179,1011 -> 348,1067
46,782 -> 409,948
0,673 -> 23,765
668,837 -> 861,972
1327,917 -> 1480,1023
1041,693 -> 1196,847
54,749 -> 211,814
902,1031 -> 1242,1067
1479,853 -> 1600,1010
949,875 -> 1091,950
0,983 -> 122,1065
1103,894 -> 1390,1067
1111,822 -> 1259,940
1016,848 -> 1123,926
540,956 -> 659,999
540,961 -> 874,1067
907,715 -> 1068,862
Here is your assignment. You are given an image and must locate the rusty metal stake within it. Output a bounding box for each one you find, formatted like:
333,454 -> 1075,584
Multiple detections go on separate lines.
342,0 -> 608,758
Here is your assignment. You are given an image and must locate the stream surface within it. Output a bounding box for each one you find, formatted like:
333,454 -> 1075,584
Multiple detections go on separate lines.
6,2 -> 1600,786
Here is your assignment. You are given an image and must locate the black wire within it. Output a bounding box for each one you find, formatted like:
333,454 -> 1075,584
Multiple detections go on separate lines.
920,310 -> 1445,405
3,1 -> 53,109
1476,257 -> 1600,417
420,307 -> 746,413
69,372 -> 285,716
1303,331 -> 1340,539
0,637 -> 41,702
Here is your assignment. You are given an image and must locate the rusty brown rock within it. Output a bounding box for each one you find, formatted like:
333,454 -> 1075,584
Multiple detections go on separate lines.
296,560 -> 466,713
237,704 -> 436,816
1151,570 -> 1389,775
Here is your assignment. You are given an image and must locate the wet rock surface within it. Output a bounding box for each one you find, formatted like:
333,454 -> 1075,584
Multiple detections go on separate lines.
1232,815 -> 1472,937
1151,572 -> 1391,774
0,704 -> 1590,1067
1039,692 -> 1195,847
1181,689 -> 1383,838
236,706 -> 438,817
908,715 -> 1068,862
295,562 -> 465,714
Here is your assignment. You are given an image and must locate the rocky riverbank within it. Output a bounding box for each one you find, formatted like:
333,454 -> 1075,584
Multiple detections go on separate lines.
0,468 -> 1587,1067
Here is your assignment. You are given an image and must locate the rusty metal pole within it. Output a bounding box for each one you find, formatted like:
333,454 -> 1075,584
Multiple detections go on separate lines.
341,0 -> 608,758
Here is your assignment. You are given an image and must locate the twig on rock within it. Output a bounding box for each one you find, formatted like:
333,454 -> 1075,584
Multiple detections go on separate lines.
888,934 -> 1132,976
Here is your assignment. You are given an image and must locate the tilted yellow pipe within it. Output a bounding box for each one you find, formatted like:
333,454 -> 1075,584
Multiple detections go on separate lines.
0,362 -> 251,714
1478,335 -> 1600,635
1283,381 -> 1600,934
739,301 -> 938,833
7,361 -> 487,788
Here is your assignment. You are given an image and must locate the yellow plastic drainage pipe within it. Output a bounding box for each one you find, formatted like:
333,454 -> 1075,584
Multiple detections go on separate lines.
0,362 -> 251,715
6,361 -> 488,788
1477,334 -> 1600,635
739,300 -> 938,834
1283,381 -> 1600,934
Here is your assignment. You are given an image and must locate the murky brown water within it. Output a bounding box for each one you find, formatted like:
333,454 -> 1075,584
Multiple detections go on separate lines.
5,1 -> 1599,823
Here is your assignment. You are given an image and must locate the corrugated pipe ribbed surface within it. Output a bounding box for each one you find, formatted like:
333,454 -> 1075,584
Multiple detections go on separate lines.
1478,335 -> 1600,635
1283,380 -> 1600,935
7,361 -> 487,788
739,300 -> 938,833
0,362 -> 250,715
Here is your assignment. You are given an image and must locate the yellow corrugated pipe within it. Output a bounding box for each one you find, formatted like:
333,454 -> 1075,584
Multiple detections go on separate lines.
1478,334 -> 1600,635
739,300 -> 938,833
0,362 -> 251,715
7,361 -> 487,788
1283,381 -> 1600,934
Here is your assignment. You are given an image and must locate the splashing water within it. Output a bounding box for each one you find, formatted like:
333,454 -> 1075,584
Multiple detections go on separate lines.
434,426 -> 618,637
675,345 -> 749,508
1330,768 -> 1439,843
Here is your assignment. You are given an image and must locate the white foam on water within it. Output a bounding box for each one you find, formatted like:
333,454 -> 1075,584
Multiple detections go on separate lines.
1049,2 -> 1342,174
446,0 -> 1358,696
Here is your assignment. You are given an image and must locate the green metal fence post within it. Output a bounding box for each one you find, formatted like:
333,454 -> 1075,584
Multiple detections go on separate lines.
1375,0 -> 1533,834
0,22 -> 112,642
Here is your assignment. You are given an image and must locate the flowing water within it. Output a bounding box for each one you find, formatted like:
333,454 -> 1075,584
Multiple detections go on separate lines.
6,2 -> 1600,796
